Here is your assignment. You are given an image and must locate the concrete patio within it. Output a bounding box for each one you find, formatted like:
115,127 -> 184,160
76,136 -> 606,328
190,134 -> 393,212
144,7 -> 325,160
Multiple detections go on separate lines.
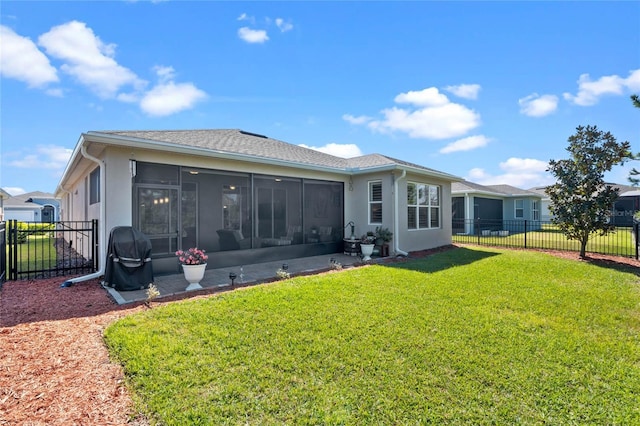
104,252 -> 366,305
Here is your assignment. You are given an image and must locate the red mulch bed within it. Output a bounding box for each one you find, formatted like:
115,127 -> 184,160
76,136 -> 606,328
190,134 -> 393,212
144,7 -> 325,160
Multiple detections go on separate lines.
0,277 -> 146,425
1,246 -> 638,424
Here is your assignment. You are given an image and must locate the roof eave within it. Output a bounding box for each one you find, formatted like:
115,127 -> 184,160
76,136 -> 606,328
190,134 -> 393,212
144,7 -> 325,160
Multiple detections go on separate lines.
349,163 -> 462,181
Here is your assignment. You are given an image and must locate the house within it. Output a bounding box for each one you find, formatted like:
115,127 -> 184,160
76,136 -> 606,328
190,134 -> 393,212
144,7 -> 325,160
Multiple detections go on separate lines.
2,191 -> 60,223
55,129 -> 461,276
530,183 -> 639,227
0,188 -> 10,221
452,181 -> 543,235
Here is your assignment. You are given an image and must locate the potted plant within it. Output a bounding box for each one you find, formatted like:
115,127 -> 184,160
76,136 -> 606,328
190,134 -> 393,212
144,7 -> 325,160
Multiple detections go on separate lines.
375,226 -> 393,245
360,234 -> 375,261
176,247 -> 208,291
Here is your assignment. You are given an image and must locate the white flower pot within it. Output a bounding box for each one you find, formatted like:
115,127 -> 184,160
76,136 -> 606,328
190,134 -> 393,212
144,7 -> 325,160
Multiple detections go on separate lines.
360,243 -> 375,261
182,263 -> 207,290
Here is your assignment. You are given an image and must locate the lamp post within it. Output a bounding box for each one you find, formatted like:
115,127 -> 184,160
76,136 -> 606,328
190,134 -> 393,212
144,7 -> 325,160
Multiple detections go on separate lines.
229,272 -> 237,285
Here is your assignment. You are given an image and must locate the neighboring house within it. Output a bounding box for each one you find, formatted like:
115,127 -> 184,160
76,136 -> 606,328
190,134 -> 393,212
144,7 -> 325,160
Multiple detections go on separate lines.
452,181 -> 543,235
3,191 -> 60,223
527,186 -> 552,221
55,129 -> 461,275
0,188 -> 10,221
530,183 -> 639,227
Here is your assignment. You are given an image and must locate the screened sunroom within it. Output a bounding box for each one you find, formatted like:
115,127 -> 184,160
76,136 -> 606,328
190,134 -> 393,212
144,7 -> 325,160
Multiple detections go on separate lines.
132,161 -> 344,273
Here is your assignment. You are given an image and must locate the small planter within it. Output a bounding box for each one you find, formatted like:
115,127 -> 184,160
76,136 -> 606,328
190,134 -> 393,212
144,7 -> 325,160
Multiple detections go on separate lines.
360,243 -> 375,261
182,263 -> 207,291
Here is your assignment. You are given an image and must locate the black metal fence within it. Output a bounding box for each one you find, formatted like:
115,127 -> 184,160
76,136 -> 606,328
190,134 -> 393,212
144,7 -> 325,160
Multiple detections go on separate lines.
4,220 -> 98,281
452,219 -> 639,259
0,222 -> 6,284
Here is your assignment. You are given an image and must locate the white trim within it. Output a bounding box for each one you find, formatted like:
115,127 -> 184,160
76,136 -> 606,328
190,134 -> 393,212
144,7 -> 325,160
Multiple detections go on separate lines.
407,181 -> 441,230
515,199 -> 524,219
368,180 -> 382,225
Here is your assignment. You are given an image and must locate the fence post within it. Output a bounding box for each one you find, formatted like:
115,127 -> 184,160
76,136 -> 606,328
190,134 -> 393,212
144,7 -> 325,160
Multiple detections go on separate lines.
524,220 -> 528,249
92,219 -> 99,270
8,220 -> 16,281
633,223 -> 640,260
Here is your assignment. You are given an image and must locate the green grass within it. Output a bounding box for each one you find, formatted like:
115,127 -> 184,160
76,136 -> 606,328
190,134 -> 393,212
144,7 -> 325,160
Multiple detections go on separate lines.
105,248 -> 640,425
453,226 -> 636,257
10,235 -> 57,272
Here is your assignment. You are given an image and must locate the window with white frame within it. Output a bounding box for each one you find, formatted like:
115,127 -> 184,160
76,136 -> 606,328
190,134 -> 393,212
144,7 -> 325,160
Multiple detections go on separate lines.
369,180 -> 382,224
515,199 -> 524,219
407,182 -> 440,229
532,200 -> 540,221
89,167 -> 100,205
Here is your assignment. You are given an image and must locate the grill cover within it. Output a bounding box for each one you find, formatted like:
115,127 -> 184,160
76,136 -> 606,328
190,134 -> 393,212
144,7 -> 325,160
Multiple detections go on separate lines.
104,226 -> 153,291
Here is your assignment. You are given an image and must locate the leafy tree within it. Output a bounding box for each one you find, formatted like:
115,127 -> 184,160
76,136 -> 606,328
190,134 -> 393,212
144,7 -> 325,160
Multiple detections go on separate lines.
628,94 -> 640,185
547,125 -> 632,258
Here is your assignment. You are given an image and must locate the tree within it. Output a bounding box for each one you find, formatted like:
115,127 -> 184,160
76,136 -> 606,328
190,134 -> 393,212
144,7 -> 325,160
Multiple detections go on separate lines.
628,95 -> 640,185
547,125 -> 632,258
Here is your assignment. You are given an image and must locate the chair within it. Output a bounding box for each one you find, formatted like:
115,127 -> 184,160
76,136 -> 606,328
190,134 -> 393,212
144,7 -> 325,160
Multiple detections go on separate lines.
217,229 -> 251,251
261,225 -> 302,247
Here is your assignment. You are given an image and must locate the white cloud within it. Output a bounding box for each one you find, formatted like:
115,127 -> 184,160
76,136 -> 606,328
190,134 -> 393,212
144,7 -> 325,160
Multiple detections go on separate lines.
440,135 -> 490,154
298,143 -> 363,158
444,84 -> 481,100
394,87 -> 449,107
140,69 -> 207,116
153,65 -> 176,83
9,145 -> 72,171
238,27 -> 269,44
38,20 -> 145,98
370,102 -> 480,140
353,86 -> 481,140
466,157 -> 553,188
563,68 -> 640,106
46,88 -> 64,97
3,187 -> 27,196
275,18 -> 293,32
518,93 -> 559,117
342,114 -> 372,125
627,69 -> 640,90
0,25 -> 59,88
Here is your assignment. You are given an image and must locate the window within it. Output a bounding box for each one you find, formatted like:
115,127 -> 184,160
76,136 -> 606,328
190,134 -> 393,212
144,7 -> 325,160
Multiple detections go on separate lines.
532,200 -> 540,221
89,167 -> 100,205
515,199 -> 524,219
369,181 -> 382,224
407,182 -> 440,229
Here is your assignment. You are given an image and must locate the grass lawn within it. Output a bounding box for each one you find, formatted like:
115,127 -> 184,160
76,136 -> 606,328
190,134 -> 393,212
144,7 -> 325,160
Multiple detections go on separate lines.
105,247 -> 640,425
10,235 -> 57,272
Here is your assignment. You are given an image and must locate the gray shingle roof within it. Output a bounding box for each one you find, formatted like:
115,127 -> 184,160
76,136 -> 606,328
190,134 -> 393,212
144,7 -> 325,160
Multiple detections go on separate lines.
452,181 -> 541,197
90,129 -> 459,179
97,129 -> 350,169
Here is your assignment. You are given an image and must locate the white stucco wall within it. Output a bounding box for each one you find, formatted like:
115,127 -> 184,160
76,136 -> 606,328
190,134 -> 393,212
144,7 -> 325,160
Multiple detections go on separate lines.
347,170 -> 453,253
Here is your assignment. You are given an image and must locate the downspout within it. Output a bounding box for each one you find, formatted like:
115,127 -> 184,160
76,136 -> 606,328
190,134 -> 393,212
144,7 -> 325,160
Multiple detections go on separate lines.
393,169 -> 409,256
61,144 -> 106,286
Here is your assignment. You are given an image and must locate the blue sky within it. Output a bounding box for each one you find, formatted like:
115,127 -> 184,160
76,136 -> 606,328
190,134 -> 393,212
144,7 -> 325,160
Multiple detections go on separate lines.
1,1 -> 639,196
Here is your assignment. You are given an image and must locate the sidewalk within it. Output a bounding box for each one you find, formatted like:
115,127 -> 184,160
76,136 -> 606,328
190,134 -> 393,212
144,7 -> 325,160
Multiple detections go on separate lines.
105,253 -> 362,304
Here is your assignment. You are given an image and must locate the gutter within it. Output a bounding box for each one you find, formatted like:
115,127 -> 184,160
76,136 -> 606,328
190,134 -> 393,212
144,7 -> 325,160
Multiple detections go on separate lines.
393,170 -> 409,256
61,143 -> 106,287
